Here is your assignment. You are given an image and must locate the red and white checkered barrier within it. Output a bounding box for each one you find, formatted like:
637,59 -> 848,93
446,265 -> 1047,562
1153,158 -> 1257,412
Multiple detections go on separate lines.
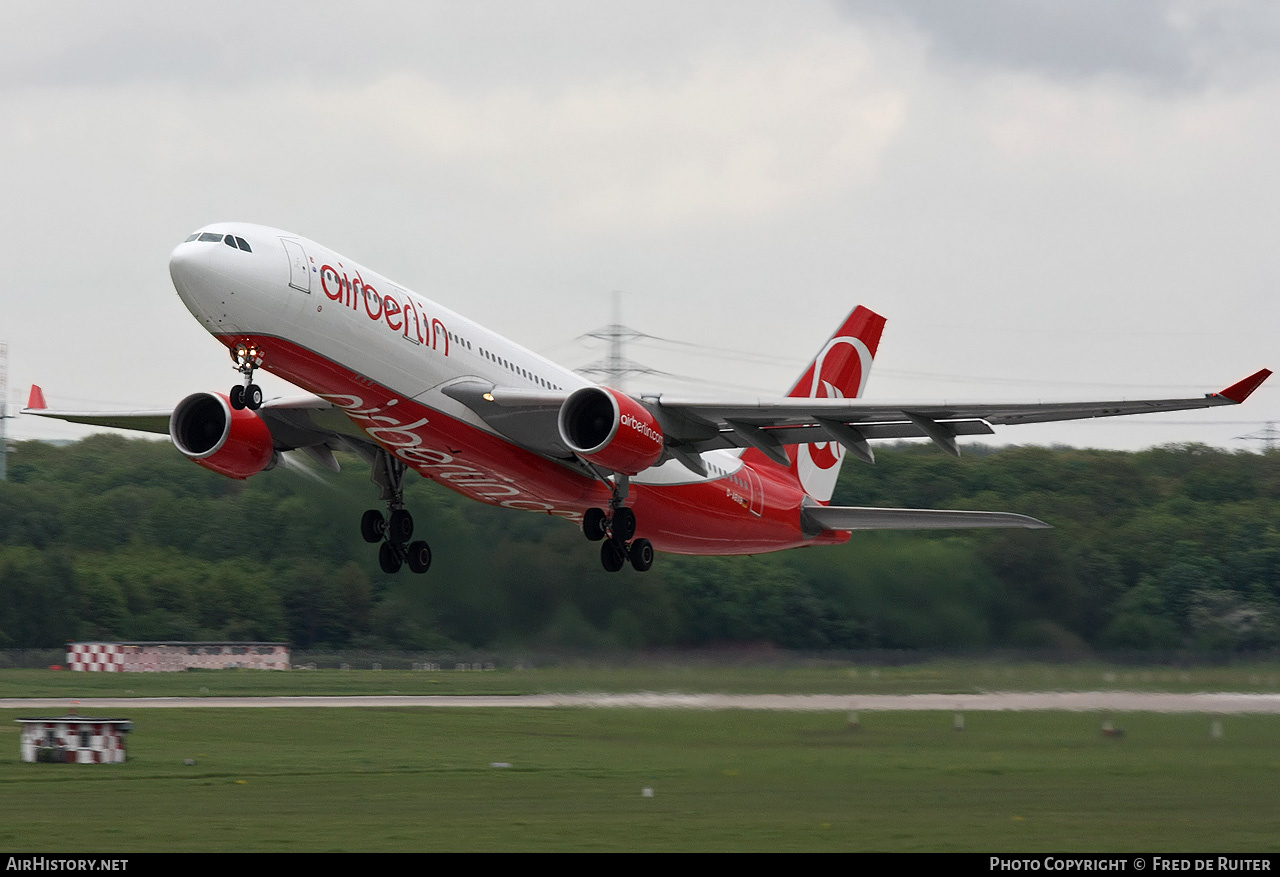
67,642 -> 290,672
67,643 -> 125,672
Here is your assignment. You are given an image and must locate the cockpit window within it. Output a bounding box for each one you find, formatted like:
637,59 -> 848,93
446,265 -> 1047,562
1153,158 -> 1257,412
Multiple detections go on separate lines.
186,231 -> 252,252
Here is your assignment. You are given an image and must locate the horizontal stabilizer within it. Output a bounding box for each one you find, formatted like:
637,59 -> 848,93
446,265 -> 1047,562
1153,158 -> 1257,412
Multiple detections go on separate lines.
803,505 -> 1050,533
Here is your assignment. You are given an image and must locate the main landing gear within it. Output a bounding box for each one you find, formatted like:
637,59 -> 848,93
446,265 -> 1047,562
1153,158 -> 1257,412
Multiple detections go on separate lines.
581,477 -> 653,573
229,343 -> 264,411
361,450 -> 432,574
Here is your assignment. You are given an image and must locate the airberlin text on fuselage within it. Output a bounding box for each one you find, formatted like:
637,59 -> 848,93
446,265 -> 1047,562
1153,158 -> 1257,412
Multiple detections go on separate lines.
321,392 -> 572,516
321,263 -> 450,355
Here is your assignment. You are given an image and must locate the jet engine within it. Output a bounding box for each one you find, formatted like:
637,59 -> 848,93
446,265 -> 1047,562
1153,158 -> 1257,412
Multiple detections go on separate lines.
558,387 -> 665,475
170,392 -> 275,479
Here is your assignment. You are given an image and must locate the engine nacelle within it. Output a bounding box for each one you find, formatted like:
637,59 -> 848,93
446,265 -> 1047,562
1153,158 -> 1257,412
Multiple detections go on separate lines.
558,386 -> 664,475
170,392 -> 275,480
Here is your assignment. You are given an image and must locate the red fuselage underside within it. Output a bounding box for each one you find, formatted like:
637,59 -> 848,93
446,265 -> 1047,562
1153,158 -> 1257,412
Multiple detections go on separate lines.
225,334 -> 848,555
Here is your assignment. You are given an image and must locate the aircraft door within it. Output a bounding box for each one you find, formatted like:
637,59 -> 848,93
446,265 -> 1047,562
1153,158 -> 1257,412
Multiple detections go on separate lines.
281,239 -> 311,294
745,465 -> 763,517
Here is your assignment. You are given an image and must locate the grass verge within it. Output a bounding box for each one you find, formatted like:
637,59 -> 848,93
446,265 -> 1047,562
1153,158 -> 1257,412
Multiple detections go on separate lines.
1,707 -> 1277,852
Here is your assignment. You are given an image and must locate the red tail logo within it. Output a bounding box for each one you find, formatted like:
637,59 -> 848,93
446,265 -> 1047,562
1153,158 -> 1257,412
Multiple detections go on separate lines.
799,344 -> 868,471
786,306 -> 885,501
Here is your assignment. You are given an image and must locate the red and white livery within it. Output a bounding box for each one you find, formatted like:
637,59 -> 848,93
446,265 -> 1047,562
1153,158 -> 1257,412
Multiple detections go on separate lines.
25,224 -> 1271,574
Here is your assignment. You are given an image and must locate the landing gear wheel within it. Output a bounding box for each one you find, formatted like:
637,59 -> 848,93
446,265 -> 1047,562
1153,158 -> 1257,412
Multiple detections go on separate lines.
388,509 -> 414,543
628,538 -> 654,572
230,344 -> 265,410
612,507 -> 637,542
600,538 -> 626,573
361,509 -> 386,543
582,507 -> 608,542
406,540 -> 432,574
378,541 -> 403,574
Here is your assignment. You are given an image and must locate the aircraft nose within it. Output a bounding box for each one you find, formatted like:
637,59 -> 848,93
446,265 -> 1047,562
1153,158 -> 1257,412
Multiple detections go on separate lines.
169,239 -> 210,303
169,230 -> 256,331
168,240 -> 199,288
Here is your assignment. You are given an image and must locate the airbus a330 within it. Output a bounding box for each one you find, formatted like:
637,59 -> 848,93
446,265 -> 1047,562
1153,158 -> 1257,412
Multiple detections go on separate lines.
25,224 -> 1271,574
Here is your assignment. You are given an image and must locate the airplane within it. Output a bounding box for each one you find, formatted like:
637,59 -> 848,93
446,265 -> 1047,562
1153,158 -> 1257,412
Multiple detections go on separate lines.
23,223 -> 1271,575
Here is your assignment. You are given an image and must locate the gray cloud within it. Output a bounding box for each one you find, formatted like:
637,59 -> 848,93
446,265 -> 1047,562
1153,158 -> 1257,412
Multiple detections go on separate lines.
839,0 -> 1280,88
0,1 -> 812,93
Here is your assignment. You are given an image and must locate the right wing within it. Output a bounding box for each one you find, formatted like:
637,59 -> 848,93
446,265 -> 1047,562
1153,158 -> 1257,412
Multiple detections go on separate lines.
21,385 -> 380,471
21,385 -> 174,434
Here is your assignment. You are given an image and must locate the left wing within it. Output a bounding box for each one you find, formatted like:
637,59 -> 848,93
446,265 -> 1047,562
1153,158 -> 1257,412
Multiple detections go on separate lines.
438,370 -> 1271,471
649,368 -> 1273,460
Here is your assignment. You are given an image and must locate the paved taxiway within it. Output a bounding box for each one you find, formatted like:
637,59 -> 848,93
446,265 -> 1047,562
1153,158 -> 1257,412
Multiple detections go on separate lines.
4,692 -> 1280,712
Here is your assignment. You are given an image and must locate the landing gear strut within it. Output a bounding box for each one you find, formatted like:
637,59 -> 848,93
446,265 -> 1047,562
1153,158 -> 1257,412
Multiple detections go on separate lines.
363,449 -> 431,574
229,343 -> 264,411
582,475 -> 653,573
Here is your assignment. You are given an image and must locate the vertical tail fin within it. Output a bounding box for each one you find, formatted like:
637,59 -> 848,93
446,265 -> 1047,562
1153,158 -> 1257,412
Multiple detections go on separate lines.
743,305 -> 885,503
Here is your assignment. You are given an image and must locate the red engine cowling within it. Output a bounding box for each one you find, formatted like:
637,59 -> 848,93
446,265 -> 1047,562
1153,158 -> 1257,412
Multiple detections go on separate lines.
170,392 -> 275,480
558,386 -> 664,475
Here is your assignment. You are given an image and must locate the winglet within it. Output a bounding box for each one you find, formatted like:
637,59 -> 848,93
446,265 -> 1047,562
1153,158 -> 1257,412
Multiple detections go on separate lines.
1218,369 -> 1272,404
26,385 -> 47,410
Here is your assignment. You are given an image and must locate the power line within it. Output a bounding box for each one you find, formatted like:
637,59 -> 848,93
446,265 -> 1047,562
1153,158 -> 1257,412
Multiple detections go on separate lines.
573,292 -> 667,391
1234,422 -> 1280,452
631,334 -> 804,368
561,314 -> 1278,400
0,342 -> 11,481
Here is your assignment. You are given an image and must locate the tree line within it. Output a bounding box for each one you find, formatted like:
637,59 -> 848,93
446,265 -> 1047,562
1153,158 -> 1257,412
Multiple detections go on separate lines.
1,434 -> 1277,653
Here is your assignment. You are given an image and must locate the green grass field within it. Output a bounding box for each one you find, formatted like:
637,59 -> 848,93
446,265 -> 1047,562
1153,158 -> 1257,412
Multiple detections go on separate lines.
5,659 -> 1280,699
3,662 -> 1280,851
1,707 -> 1278,851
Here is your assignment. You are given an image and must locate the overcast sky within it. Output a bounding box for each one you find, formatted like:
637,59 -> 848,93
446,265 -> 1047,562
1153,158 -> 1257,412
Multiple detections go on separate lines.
3,0 -> 1278,452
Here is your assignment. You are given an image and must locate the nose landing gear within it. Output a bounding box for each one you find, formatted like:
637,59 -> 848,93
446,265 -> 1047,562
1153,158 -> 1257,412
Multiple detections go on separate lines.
582,476 -> 653,573
229,343 -> 264,411
362,449 -> 431,574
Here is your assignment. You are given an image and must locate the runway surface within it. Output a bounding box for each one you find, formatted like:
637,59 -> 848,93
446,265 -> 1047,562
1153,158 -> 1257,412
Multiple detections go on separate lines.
4,692 -> 1280,712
